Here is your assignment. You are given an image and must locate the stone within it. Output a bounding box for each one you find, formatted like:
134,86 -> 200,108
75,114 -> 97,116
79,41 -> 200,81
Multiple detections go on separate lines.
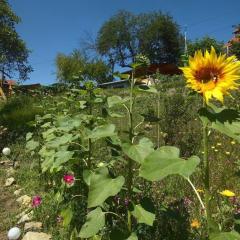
7,227 -> 21,240
14,188 -> 23,196
17,211 -> 33,224
16,195 -> 31,207
22,232 -> 51,240
14,161 -> 20,169
24,221 -> 43,231
6,167 -> 16,177
5,177 -> 15,186
0,160 -> 11,165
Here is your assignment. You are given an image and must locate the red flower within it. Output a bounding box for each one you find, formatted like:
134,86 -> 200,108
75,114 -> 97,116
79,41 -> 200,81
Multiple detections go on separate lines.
63,174 -> 75,185
32,196 -> 42,207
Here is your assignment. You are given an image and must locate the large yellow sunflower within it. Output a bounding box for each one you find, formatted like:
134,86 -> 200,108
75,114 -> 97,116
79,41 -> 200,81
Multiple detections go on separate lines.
181,47 -> 240,104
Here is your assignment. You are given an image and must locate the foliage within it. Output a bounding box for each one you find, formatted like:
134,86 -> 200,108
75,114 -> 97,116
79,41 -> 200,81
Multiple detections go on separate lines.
55,50 -> 111,84
230,42 -> 240,59
97,10 -> 183,68
0,0 -> 32,81
187,36 -> 224,56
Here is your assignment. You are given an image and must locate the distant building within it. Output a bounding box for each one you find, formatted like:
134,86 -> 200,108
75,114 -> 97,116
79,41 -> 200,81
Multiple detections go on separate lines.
225,26 -> 240,54
2,79 -> 17,96
98,63 -> 182,89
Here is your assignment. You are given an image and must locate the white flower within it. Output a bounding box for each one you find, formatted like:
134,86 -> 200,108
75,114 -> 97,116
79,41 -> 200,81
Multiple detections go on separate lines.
2,147 -> 11,156
7,227 -> 21,240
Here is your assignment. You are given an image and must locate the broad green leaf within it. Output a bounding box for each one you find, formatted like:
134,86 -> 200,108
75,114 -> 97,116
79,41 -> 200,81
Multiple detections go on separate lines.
122,138 -> 154,164
47,134 -> 73,148
86,124 -> 116,140
127,233 -> 138,240
88,167 -> 125,208
79,100 -> 87,109
140,146 -> 200,181
107,96 -> 129,108
83,169 -> 92,186
26,139 -> 39,152
210,231 -> 240,240
26,132 -> 33,141
51,150 -> 74,171
138,85 -> 158,93
79,207 -> 105,238
60,207 -> 73,227
132,204 -> 155,226
199,106 -> 240,143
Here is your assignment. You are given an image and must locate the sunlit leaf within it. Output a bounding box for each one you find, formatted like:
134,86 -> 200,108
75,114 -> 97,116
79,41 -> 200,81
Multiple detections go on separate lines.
210,231 -> 240,240
122,138 -> 154,164
88,167 -> 124,208
140,146 -> 200,181
79,207 -> 105,238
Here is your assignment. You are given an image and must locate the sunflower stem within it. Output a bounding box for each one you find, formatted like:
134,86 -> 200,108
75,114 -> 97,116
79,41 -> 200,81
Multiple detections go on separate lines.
203,101 -> 211,236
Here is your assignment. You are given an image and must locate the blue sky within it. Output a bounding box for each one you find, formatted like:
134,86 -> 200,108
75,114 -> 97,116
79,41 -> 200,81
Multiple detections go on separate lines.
8,0 -> 240,85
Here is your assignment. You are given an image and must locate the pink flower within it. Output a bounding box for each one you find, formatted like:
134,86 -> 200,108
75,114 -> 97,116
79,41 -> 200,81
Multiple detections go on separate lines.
32,195 -> 42,207
63,174 -> 75,185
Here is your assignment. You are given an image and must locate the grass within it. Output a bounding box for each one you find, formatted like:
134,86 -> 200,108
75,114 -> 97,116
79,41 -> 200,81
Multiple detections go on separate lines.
1,78 -> 240,239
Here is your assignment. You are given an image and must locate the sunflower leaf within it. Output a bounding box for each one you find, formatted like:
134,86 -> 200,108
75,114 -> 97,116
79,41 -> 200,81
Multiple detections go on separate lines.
199,105 -> 240,143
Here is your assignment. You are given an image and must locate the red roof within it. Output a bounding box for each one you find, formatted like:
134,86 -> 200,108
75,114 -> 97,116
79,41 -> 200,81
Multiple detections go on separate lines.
3,80 -> 17,85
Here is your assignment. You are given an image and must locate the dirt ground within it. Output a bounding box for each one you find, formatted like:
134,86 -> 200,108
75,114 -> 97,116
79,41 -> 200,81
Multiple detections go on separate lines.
0,166 -> 18,240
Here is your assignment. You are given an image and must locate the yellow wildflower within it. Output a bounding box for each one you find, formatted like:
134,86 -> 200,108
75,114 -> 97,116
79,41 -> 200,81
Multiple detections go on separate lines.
191,219 -> 201,229
196,189 -> 204,193
219,190 -> 235,197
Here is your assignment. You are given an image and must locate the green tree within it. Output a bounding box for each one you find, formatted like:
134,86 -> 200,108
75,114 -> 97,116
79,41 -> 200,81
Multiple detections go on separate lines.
96,10 -> 183,69
188,36 -> 224,56
230,42 -> 240,59
0,0 -> 32,81
56,50 -> 111,84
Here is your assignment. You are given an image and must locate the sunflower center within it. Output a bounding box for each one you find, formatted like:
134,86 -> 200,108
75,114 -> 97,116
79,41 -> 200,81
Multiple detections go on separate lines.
195,67 -> 220,84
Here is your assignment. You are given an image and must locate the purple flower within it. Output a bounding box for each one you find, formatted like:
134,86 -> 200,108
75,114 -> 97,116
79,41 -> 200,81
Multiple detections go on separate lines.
32,196 -> 42,207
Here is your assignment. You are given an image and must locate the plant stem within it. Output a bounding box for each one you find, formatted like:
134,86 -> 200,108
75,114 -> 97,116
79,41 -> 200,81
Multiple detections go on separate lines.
186,177 -> 206,211
203,101 -> 211,235
126,70 -> 135,232
157,90 -> 160,148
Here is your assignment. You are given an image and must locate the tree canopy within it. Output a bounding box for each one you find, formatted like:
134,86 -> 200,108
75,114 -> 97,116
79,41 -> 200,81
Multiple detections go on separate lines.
0,0 -> 32,81
56,50 -> 111,85
230,42 -> 240,59
96,10 -> 184,69
187,36 -> 224,56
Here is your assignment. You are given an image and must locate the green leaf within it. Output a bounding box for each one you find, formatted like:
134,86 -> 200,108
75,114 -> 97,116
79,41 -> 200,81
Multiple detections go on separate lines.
79,207 -> 105,238
210,231 -> 240,240
26,132 -> 33,141
47,134 -> 73,148
132,204 -> 155,226
86,124 -> 116,140
107,96 -> 129,108
79,100 -> 87,109
140,146 -> 200,181
199,105 -> 240,143
26,139 -> 39,152
51,150 -> 74,171
122,138 -> 154,164
138,85 -> 158,93
60,207 -> 73,227
127,233 -> 138,240
83,169 -> 92,186
88,167 -> 125,208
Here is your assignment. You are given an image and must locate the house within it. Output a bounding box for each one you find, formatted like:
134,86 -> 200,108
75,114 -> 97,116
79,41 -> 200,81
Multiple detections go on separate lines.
225,26 -> 240,54
1,79 -> 17,96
